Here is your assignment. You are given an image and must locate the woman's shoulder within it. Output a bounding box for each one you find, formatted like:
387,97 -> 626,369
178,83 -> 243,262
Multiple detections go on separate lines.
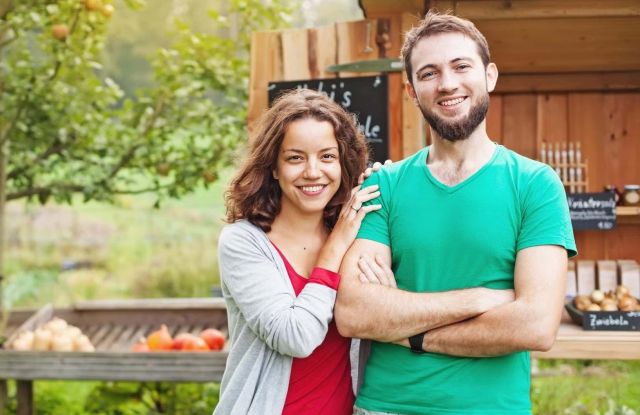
219,219 -> 268,245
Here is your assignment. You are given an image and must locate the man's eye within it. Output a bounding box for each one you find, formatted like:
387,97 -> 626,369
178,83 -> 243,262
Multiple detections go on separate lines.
420,71 -> 435,79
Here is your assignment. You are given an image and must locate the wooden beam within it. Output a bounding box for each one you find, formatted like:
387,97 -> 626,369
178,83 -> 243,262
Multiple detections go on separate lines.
0,380 -> 6,415
335,20 -> 381,78
360,0 -> 425,19
455,0 -> 640,20
16,381 -> 33,415
247,31 -> 283,135
281,28 -> 312,80
476,17 -> 640,73
401,13 -> 425,157
495,71 -> 640,94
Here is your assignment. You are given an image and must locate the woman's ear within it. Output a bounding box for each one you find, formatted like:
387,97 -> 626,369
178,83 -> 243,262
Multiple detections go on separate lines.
272,170 -> 278,180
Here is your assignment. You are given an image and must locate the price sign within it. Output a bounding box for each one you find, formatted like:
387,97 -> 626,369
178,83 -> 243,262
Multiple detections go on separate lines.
567,192 -> 616,231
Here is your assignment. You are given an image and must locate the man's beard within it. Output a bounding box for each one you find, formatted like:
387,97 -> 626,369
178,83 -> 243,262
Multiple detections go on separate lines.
419,94 -> 490,142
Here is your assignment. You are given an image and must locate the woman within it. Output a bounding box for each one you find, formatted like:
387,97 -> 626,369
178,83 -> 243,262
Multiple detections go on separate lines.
215,89 -> 383,415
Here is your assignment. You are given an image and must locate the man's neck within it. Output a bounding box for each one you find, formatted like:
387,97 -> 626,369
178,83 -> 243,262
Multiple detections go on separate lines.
426,123 -> 496,186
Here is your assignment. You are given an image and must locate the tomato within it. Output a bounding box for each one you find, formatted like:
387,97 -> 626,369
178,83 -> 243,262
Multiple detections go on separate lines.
182,335 -> 209,352
200,328 -> 225,351
146,325 -> 173,351
172,333 -> 192,350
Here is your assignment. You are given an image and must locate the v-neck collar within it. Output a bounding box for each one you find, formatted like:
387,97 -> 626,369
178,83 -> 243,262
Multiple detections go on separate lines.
422,144 -> 500,193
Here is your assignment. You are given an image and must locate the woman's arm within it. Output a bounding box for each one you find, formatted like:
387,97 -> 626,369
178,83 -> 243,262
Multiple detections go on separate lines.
219,224 -> 338,358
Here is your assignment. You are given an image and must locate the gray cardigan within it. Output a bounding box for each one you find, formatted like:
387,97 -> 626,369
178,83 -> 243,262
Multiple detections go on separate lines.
213,220 -> 338,415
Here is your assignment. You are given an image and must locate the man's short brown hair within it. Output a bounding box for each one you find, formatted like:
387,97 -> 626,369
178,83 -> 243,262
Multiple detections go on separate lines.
401,11 -> 491,86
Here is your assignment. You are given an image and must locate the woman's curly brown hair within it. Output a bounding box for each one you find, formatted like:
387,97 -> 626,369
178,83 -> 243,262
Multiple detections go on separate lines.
226,89 -> 369,232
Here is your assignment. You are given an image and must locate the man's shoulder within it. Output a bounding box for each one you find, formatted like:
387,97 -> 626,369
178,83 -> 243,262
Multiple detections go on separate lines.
497,145 -> 556,181
364,147 -> 427,187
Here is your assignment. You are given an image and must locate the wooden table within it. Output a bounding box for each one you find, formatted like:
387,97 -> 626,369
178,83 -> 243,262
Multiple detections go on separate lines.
532,321 -> 640,360
0,298 -> 229,415
3,302 -> 639,415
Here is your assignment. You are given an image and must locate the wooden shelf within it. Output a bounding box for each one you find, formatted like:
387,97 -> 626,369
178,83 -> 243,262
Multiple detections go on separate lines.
617,206 -> 640,216
532,321 -> 640,360
617,206 -> 640,225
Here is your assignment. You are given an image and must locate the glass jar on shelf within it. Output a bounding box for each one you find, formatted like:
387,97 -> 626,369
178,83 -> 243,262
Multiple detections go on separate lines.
604,185 -> 621,205
621,185 -> 640,207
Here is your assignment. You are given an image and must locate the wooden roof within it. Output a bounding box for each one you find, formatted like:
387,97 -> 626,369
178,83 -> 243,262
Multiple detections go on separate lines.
360,0 -> 640,73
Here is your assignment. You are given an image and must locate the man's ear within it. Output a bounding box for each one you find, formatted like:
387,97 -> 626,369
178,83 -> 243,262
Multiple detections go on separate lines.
405,81 -> 419,107
486,63 -> 499,93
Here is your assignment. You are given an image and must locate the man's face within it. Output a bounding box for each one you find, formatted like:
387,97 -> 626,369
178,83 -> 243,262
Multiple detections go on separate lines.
406,33 -> 498,142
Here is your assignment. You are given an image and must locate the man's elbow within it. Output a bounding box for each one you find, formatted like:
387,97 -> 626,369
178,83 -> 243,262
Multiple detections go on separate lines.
527,323 -> 559,352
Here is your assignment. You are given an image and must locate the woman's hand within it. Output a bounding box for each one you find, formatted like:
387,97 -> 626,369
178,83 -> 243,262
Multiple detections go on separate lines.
316,184 -> 381,272
358,159 -> 393,185
357,253 -> 397,288
332,183 -> 382,245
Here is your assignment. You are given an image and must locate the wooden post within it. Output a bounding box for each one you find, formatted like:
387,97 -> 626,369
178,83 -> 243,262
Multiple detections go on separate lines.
0,380 -> 7,415
16,380 -> 33,415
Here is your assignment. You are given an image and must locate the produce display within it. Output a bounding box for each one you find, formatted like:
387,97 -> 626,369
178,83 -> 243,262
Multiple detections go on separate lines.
573,285 -> 640,312
8,317 -> 95,352
131,325 -> 226,352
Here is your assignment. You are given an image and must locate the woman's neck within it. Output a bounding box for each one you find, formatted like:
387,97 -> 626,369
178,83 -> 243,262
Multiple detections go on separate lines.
269,207 -> 327,242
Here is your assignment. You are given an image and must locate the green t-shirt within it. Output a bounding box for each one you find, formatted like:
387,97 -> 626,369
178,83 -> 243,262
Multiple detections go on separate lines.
356,144 -> 577,415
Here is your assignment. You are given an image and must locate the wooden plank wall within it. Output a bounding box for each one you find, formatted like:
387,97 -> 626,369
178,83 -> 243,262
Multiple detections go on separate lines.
249,8 -> 640,263
248,15 -> 422,161
487,92 -> 640,262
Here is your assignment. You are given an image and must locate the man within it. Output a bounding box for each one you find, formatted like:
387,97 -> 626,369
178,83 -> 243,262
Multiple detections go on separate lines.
335,11 -> 577,415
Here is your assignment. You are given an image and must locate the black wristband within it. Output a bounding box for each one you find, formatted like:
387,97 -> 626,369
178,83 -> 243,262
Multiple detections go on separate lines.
409,332 -> 426,354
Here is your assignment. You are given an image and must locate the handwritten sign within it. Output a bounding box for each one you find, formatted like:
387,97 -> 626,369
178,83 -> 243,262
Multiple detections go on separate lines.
268,76 -> 389,162
583,311 -> 640,331
566,192 -> 616,231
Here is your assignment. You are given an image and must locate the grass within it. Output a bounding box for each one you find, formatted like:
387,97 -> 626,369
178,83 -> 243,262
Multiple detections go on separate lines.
4,168 -> 232,308
532,360 -> 640,414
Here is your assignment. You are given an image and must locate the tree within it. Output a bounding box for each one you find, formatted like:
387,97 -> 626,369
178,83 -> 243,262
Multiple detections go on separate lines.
0,0 -> 292,326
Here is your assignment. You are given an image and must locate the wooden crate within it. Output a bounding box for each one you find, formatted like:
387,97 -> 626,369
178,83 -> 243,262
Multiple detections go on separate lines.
0,298 -> 229,382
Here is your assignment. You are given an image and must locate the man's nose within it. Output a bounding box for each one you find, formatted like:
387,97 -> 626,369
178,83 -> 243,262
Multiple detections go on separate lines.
437,70 -> 458,93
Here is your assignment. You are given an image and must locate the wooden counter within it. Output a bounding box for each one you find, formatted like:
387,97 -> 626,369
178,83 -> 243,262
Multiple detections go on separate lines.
532,321 -> 640,360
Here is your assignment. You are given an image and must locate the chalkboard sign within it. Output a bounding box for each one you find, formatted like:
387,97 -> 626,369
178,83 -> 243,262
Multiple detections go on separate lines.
268,76 -> 389,162
567,192 -> 616,231
583,311 -> 640,331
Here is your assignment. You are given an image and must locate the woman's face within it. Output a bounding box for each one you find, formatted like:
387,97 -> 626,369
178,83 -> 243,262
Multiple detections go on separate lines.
273,117 -> 342,217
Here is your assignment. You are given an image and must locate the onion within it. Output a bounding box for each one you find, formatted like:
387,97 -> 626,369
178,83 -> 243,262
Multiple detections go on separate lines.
11,331 -> 34,351
51,335 -> 74,352
33,328 -> 53,351
590,290 -> 604,304
44,317 -> 68,334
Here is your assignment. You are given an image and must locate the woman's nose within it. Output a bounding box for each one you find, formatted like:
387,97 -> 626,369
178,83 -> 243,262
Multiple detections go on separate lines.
303,160 -> 322,179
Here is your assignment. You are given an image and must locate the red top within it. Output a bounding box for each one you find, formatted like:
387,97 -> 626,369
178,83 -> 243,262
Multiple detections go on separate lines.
271,243 -> 354,415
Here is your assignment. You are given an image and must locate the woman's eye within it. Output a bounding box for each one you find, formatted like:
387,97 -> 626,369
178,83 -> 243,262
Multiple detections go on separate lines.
287,155 -> 303,161
322,153 -> 337,160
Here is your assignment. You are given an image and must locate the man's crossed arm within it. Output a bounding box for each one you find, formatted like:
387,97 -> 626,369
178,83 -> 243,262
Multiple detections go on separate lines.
334,239 -> 568,357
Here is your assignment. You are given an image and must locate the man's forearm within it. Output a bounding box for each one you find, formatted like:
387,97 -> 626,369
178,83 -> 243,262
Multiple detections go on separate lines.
417,298 -> 562,357
335,280 -> 508,342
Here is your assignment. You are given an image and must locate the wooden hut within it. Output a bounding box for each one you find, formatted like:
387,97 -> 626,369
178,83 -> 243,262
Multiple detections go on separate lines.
248,0 -> 640,262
